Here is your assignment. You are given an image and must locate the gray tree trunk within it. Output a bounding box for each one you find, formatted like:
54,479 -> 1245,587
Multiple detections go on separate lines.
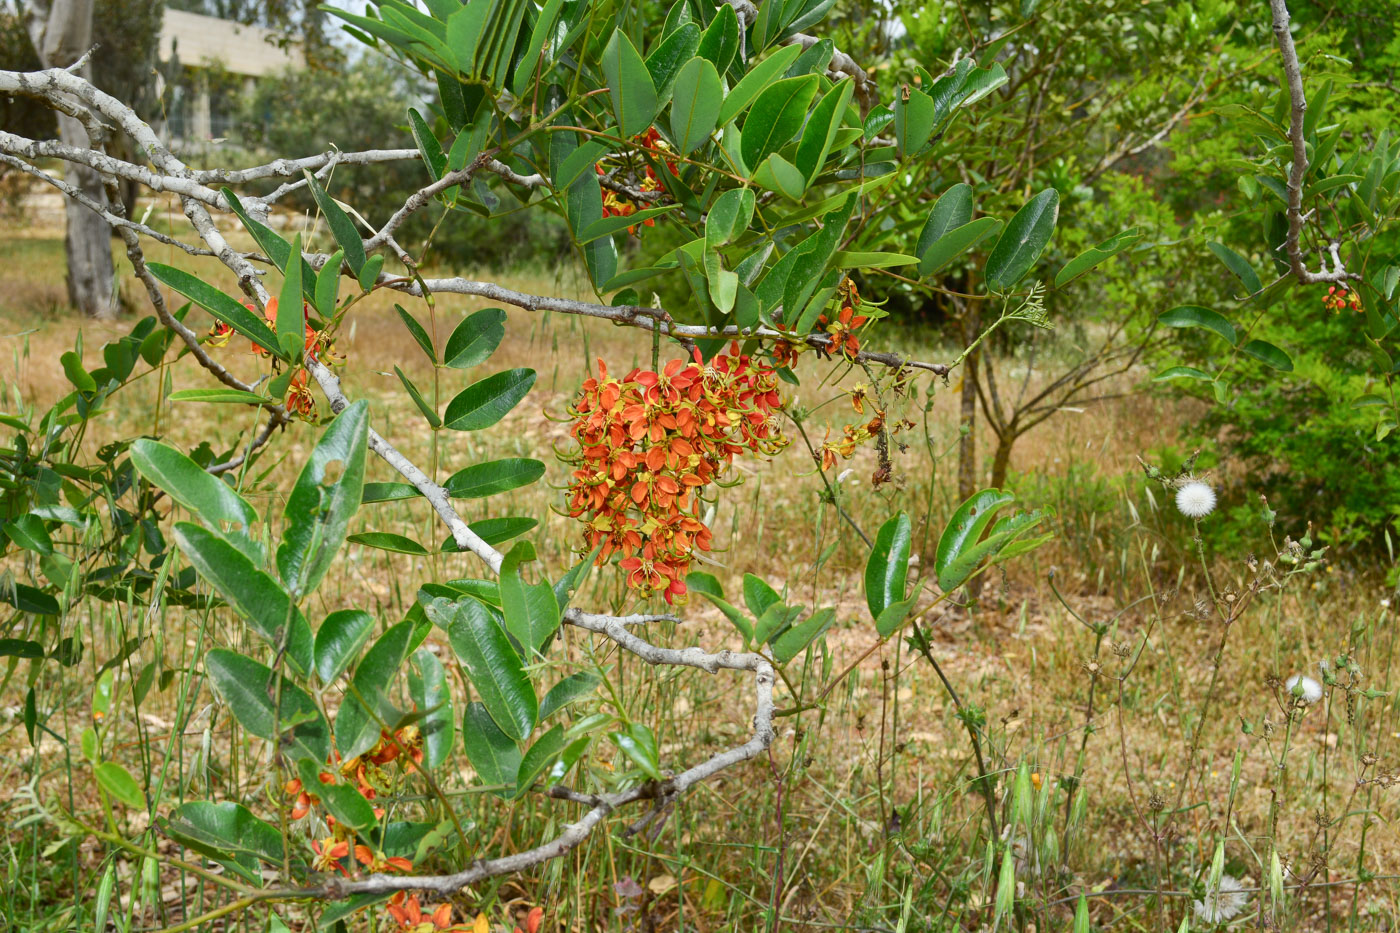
27,0 -> 118,320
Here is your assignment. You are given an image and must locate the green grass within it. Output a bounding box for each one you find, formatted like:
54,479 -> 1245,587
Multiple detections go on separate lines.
3,234 -> 1399,932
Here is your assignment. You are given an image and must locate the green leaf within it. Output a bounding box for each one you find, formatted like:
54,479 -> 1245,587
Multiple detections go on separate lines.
408,108 -> 447,180
1239,339 -> 1293,371
985,189 -> 1059,291
337,620 -> 423,760
436,597 -> 537,741
148,263 -> 280,357
4,515 -> 52,555
174,523 -> 313,674
130,439 -> 258,552
443,457 -> 546,498
1207,241 -> 1263,296
204,648 -> 331,762
771,607 -> 835,663
916,184 -> 974,266
0,639 -> 44,659
461,700 -> 521,791
832,251 -> 918,270
718,44 -> 803,127
577,205 -> 682,243
743,573 -> 782,619
669,57 -> 723,156
409,648 -> 454,768
166,388 -> 272,404
611,723 -> 662,780
61,351 -> 94,392
395,304 -> 436,363
935,491 -> 1048,591
894,88 -> 935,158
919,217 -> 1001,277
162,801 -> 283,875
875,593 -> 919,637
347,531 -> 431,555
696,2 -> 739,72
95,761 -> 145,808
443,368 -> 536,431
795,79 -> 855,181
1158,306 -> 1237,345
305,173 -> 367,274
539,672 -> 601,720
1054,226 -> 1144,288
276,400 -> 369,598
276,233 -> 307,360
645,22 -> 700,102
444,308 -> 507,369
514,724 -> 566,796
499,541 -> 561,654
395,366 -> 441,428
316,250 -> 343,319
865,512 -> 911,620
0,583 -> 59,616
511,0 -> 565,96
315,609 -> 375,683
688,572 -> 753,642
602,29 -> 659,138
742,74 -> 819,170
1153,365 -> 1215,382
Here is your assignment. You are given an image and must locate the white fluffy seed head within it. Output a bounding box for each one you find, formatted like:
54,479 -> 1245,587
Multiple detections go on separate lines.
1175,480 -> 1217,519
1193,874 -> 1249,923
1285,674 -> 1324,705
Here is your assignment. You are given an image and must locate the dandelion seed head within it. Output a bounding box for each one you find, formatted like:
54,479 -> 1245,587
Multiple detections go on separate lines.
1193,874 -> 1249,924
1175,480 -> 1217,519
1286,674 -> 1324,705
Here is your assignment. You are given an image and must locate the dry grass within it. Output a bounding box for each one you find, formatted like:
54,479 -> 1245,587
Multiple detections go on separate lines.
3,222 -> 1399,932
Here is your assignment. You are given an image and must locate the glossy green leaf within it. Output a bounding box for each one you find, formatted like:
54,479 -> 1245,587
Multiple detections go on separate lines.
696,2 -> 739,72
316,250 -> 343,319
337,620 -> 423,760
1207,241 -> 1263,296
919,217 -> 1001,277
4,515 -> 52,555
443,368 -> 537,431
347,532 -> 431,555
409,648 -> 454,768
935,490 -> 1013,590
645,22 -> 700,102
832,251 -> 918,269
444,308 -> 507,369
1159,306 -> 1237,345
296,758 -> 377,832
315,609 -> 375,683
577,204 -> 682,243
718,44 -> 803,127
894,88 -> 935,158
162,801 -> 283,874
443,457 -> 546,499
148,263 -> 280,357
795,79 -> 854,181
539,671 -> 601,720
166,388 -> 272,404
408,108 -> 447,180
499,541 -> 561,654
875,593 -> 919,637
1054,226 -> 1144,288
276,232 -> 307,360
669,57 -> 723,155
436,597 -> 536,741
610,723 -> 662,780
395,304 -> 436,363
1153,365 -> 1215,382
514,724 -> 566,797
865,512 -> 911,620
1239,339 -> 1294,371
277,400 -> 369,598
985,189 -> 1059,291
395,365 -> 441,428
771,607 -> 835,663
602,30 -> 659,137
461,700 -> 521,792
131,438 -> 258,551
61,351 -> 94,392
174,523 -> 313,674
305,173 -> 367,273
916,184 -> 974,265
742,74 -> 819,170
204,648 -> 330,762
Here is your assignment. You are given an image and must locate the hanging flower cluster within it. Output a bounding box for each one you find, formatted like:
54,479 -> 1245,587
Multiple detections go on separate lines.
597,126 -> 678,236
1323,284 -> 1362,313
206,296 -> 343,417
815,277 -> 870,360
564,345 -> 786,604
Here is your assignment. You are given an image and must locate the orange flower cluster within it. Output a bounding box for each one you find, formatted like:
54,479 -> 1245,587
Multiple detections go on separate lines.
283,726 -> 424,879
1323,284 -> 1362,313
819,414 -> 884,471
597,127 -> 678,236
565,345 -> 786,604
816,278 -> 869,360
206,296 -> 343,417
383,895 -> 543,933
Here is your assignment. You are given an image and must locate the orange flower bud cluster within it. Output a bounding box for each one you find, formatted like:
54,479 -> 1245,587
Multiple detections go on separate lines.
816,278 -> 869,360
565,345 -> 786,604
1323,284 -> 1362,313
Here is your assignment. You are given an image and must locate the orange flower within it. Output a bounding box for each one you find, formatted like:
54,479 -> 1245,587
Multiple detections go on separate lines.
386,892 -> 465,932
310,837 -> 350,875
354,845 -> 414,873
515,906 -> 545,933
207,319 -> 234,348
